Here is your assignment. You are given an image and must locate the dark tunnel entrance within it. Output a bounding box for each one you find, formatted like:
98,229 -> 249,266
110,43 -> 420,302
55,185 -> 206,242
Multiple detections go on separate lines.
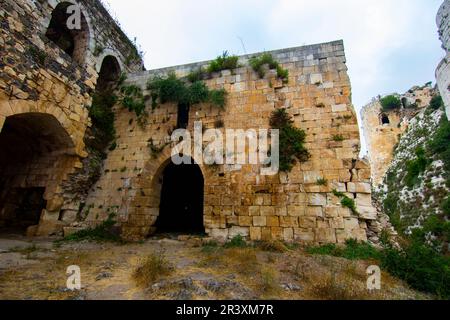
156,162 -> 204,234
0,113 -> 74,234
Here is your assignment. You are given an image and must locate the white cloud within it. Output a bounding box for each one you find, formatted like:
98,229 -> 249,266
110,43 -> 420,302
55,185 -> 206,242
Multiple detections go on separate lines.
103,0 -> 443,110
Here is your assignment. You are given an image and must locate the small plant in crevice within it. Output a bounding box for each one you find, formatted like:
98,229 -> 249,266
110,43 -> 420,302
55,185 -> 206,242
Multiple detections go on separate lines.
316,178 -> 328,186
148,138 -> 168,159
332,134 -> 345,142
332,189 -> 358,215
119,84 -> 146,117
207,51 -> 239,73
270,108 -> 310,172
187,67 -> 207,83
27,46 -> 47,65
93,44 -> 104,57
249,53 -> 289,84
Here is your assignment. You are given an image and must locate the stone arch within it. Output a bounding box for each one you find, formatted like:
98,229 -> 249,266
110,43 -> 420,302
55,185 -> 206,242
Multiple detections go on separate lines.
96,50 -> 125,75
122,147 -> 207,240
1,99 -> 81,155
44,1 -> 92,65
96,54 -> 122,91
0,111 -> 77,233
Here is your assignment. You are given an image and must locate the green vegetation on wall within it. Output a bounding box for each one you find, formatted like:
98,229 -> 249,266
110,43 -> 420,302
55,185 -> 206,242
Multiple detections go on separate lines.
380,95 -> 402,111
119,85 -> 146,117
147,72 -> 227,109
249,53 -> 289,84
88,91 -> 118,151
269,109 -> 310,172
207,51 -> 239,74
332,189 -> 358,215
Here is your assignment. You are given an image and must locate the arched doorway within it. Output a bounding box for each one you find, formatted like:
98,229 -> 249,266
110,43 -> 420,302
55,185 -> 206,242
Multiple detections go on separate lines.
155,160 -> 205,234
0,113 -> 74,233
45,2 -> 89,65
380,113 -> 390,125
96,55 -> 121,92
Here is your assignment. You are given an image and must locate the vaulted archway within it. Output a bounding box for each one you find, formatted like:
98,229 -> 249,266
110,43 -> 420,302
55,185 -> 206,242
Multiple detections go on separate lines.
155,159 -> 205,233
0,113 -> 75,233
45,1 -> 90,65
96,55 -> 121,92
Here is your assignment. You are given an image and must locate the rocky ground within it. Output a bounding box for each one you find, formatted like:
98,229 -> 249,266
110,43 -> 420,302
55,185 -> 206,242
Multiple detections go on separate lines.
0,233 -> 431,300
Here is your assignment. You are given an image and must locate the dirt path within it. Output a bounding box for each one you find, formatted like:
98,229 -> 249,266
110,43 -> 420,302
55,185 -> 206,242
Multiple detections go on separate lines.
0,235 -> 430,300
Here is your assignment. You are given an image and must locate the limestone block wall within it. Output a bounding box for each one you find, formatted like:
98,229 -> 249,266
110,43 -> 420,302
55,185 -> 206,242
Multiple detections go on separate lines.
83,40 -> 378,244
361,100 -> 408,187
361,85 -> 436,186
436,0 -> 450,120
437,0 -> 449,52
437,55 -> 450,120
0,0 -> 143,235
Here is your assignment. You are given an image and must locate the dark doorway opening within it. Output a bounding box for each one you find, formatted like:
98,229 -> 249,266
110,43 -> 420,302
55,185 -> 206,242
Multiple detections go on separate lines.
96,55 -> 121,92
45,2 -> 89,64
177,103 -> 190,129
0,113 -> 74,234
156,162 -> 204,234
381,114 -> 390,125
0,188 -> 46,232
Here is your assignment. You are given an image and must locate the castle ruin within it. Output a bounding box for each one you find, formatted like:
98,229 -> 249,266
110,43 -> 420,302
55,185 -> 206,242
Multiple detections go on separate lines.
1,0 -> 382,244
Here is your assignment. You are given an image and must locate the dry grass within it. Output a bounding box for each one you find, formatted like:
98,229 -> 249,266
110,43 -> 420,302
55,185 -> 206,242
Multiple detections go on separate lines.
198,247 -> 260,276
257,267 -> 281,297
132,249 -> 173,288
309,270 -> 386,300
257,241 -> 289,253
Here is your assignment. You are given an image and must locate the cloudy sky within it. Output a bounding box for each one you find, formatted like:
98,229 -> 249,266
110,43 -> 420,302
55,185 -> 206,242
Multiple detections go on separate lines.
103,0 -> 444,151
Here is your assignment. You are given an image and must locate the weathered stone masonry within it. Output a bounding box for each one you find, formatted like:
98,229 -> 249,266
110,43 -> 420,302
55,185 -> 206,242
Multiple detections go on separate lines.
82,41 -> 379,243
1,0 -> 380,244
0,0 -> 143,235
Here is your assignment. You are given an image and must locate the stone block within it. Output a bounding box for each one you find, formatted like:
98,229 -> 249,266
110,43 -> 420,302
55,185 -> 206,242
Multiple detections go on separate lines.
358,206 -> 378,220
310,73 -> 323,85
229,226 -> 250,238
253,216 -> 267,227
210,228 -> 229,241
308,193 -> 327,206
347,182 -> 371,194
267,216 -> 280,227
315,228 -> 337,243
238,216 -> 252,226
288,205 -> 305,217
299,216 -> 316,228
294,228 -> 314,242
332,104 -> 347,112
249,227 -> 262,241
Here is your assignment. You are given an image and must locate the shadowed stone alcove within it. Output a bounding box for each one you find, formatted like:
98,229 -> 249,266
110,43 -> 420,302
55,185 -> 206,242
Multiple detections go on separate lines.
155,160 -> 205,234
0,113 -> 75,233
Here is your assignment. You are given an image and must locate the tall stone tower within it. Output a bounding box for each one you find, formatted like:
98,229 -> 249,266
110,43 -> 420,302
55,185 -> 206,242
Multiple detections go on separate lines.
436,0 -> 450,119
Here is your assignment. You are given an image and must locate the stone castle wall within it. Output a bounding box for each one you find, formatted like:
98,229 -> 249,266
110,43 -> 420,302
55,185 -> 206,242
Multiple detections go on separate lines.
436,0 -> 450,120
81,41 -> 379,244
361,86 -> 435,186
0,0 -> 143,235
